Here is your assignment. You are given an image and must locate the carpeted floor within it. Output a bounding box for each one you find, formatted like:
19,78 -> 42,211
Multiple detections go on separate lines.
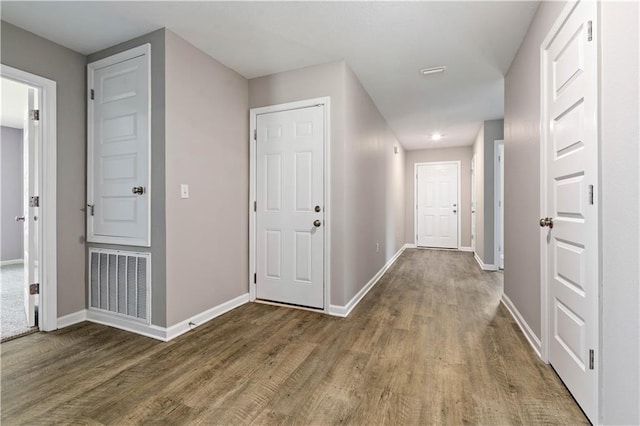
1,263 -> 35,341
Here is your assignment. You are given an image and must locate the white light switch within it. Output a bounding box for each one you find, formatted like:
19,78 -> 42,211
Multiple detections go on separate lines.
180,184 -> 189,199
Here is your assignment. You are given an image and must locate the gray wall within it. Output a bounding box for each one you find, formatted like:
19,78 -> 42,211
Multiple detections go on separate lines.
481,119 -> 503,265
404,147 -> 472,247
164,31 -> 249,326
1,21 -> 87,317
249,60 -> 405,306
86,29 -> 168,327
505,1 -> 640,423
1,126 -> 24,261
504,1 -> 565,339
472,120 -> 503,265
600,2 -> 639,423
342,65 -> 405,305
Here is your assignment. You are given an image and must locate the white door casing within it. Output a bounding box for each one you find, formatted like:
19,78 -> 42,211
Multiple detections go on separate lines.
254,105 -> 325,309
415,162 -> 460,249
471,155 -> 477,252
495,141 -> 505,270
87,44 -> 151,247
23,88 -> 38,326
541,0 -> 598,422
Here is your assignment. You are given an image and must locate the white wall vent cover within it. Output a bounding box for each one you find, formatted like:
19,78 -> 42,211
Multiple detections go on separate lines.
89,248 -> 151,324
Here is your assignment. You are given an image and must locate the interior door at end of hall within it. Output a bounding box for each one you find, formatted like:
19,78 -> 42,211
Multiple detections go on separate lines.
416,163 -> 459,249
255,105 -> 324,309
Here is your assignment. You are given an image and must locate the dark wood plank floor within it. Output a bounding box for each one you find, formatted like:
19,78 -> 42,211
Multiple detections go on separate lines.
1,249 -> 587,425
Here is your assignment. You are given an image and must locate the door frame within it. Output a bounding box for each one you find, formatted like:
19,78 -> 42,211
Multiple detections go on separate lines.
248,97 -> 331,313
539,0 -> 600,419
414,161 -> 461,249
86,43 -> 151,247
494,140 -> 504,269
0,64 -> 58,332
471,154 -> 476,252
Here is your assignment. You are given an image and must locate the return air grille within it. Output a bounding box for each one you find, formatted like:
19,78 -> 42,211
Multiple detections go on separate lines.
89,248 -> 150,323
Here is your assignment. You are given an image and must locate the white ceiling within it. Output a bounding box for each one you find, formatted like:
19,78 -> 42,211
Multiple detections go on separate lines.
1,1 -> 539,150
1,78 -> 29,129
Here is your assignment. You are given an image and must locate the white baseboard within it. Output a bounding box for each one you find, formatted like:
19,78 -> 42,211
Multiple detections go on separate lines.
474,252 -> 498,271
0,259 -> 23,266
459,246 -> 473,252
329,245 -> 406,317
501,293 -> 542,358
57,309 -> 87,328
57,293 -> 250,342
86,309 -> 167,341
165,293 -> 250,341
403,243 -> 417,249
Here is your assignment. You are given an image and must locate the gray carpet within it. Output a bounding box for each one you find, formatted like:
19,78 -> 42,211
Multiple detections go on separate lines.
1,263 -> 35,341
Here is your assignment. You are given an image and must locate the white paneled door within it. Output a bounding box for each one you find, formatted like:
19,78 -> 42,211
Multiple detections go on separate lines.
87,45 -> 150,247
542,0 -> 598,421
416,163 -> 459,248
255,106 -> 325,309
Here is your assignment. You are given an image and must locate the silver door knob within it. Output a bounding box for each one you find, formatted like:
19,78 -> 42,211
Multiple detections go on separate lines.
313,219 -> 322,227
15,216 -> 25,222
132,186 -> 145,195
539,217 -> 554,228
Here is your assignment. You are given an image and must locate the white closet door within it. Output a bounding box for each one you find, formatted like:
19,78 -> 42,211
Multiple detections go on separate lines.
87,44 -> 150,247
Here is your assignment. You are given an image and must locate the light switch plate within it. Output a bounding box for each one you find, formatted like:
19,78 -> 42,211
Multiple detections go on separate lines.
180,184 -> 189,199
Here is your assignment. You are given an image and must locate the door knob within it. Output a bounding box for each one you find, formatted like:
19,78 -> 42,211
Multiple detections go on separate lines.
15,216 -> 25,222
453,210 -> 457,214
313,219 -> 322,227
132,186 -> 145,195
539,217 -> 554,229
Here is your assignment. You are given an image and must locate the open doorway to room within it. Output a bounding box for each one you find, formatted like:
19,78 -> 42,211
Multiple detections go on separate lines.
0,77 -> 40,340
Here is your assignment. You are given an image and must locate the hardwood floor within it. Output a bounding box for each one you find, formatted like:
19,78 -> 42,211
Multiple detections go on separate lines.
1,249 -> 587,425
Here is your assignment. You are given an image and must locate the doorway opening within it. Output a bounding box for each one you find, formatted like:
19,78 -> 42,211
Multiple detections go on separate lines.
0,77 -> 39,340
0,65 -> 57,339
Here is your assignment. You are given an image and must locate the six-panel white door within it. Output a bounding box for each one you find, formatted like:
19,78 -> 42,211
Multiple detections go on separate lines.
542,0 -> 598,421
416,163 -> 459,248
88,45 -> 150,247
256,106 -> 324,309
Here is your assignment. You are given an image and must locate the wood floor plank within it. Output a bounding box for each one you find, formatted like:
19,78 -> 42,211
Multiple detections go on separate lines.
0,249 -> 588,424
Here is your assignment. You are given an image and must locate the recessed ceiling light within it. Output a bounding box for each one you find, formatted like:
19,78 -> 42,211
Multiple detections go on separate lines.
431,133 -> 443,141
420,66 -> 446,76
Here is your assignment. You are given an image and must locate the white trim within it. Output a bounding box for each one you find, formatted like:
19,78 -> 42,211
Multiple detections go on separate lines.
86,43 -> 151,247
501,293 -> 542,358
164,293 -> 250,341
0,259 -> 24,266
86,309 -> 167,341
459,246 -> 473,253
403,243 -> 417,249
57,309 -> 87,329
1,64 -> 57,332
63,294 -> 249,341
494,139 -> 504,270
474,252 -> 498,271
414,161 -> 462,249
249,97 -> 331,313
329,245 -> 406,317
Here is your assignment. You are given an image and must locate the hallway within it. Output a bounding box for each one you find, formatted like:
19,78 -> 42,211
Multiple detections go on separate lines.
1,249 -> 587,424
